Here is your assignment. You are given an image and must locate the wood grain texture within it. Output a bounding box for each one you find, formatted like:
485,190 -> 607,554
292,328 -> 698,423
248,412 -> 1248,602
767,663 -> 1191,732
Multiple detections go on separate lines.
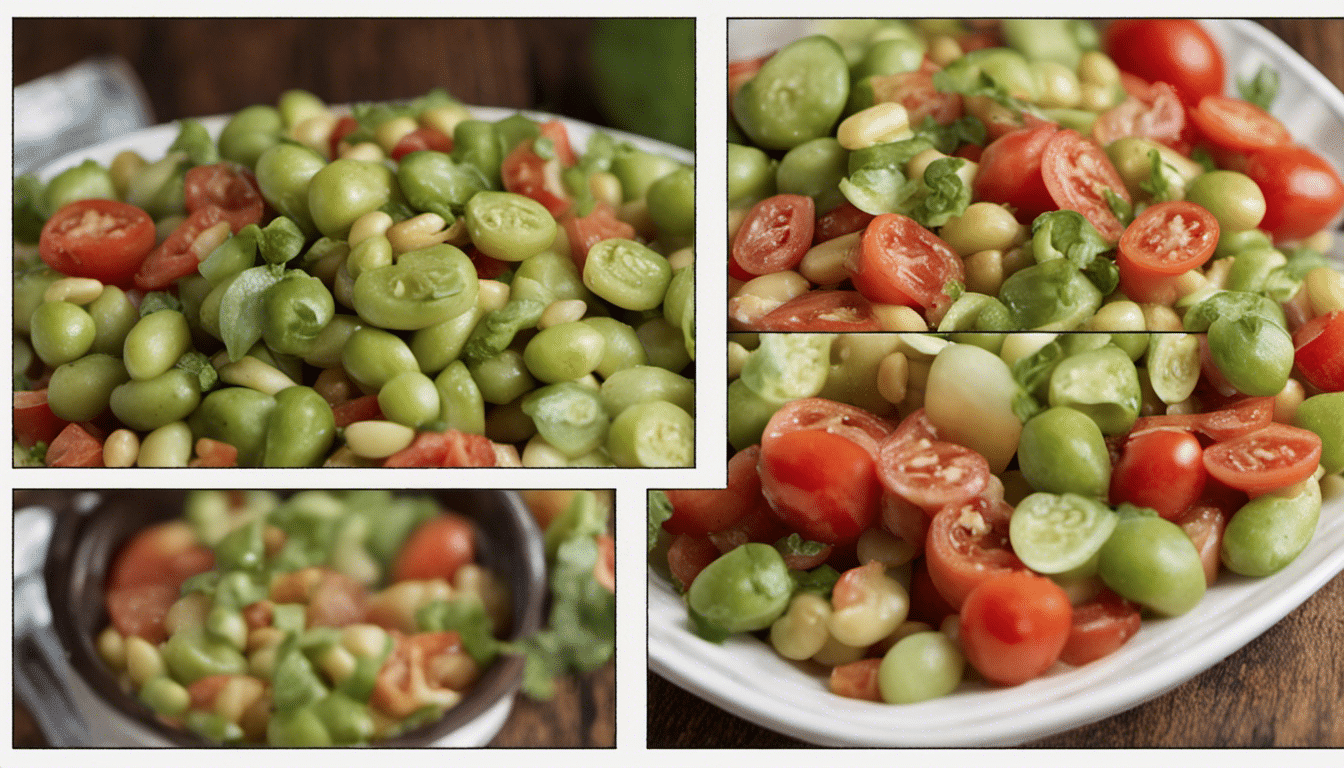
12,18 -> 605,126
647,17 -> 1344,749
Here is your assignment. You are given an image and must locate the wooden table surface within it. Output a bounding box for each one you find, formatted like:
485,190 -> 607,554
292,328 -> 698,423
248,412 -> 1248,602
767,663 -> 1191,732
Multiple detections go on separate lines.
649,17 -> 1344,749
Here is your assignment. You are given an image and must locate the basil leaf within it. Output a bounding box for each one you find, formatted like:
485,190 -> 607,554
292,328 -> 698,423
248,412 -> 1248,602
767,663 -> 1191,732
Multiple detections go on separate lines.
648,490 -> 674,552
775,533 -> 827,558
175,350 -> 219,393
1238,64 -> 1280,111
219,265 -> 284,361
139,291 -> 183,316
791,564 -> 840,597
909,156 -> 970,227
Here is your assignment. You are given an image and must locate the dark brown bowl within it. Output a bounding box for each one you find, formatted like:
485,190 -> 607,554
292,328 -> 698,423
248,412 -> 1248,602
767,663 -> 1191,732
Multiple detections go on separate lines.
42,488 -> 547,747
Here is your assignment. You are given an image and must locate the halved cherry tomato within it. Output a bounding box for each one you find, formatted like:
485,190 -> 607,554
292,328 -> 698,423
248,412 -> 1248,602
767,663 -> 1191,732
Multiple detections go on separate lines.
879,491 -> 928,552
760,397 -> 894,459
846,212 -> 964,312
39,199 -> 156,285
758,429 -> 881,545
1109,428 -> 1207,520
328,115 -> 360,159
1293,310 -> 1344,392
537,120 -> 578,167
560,203 -> 636,271
189,437 -> 239,468
1129,396 -> 1274,443
707,498 -> 790,554
1058,589 -> 1141,667
394,513 -> 475,583
1103,20 -> 1225,106
14,390 -> 68,449
924,495 -> 1023,610
907,558 -> 957,627
501,139 -> 570,217
863,70 -> 963,126
372,631 -> 470,719
331,395 -> 383,428
184,163 -> 265,231
45,422 -> 104,467
876,435 -> 990,516
1202,423 -> 1322,496
667,533 -> 720,590
663,445 -> 762,536
813,202 -> 875,244
959,571 -> 1072,686
1092,81 -> 1192,152
1242,144 -> 1344,242
1117,200 -> 1218,291
830,658 -> 883,701
972,122 -> 1059,222
888,408 -> 942,446
755,290 -> 883,332
106,582 -> 180,643
390,127 -> 455,161
382,430 -> 497,468
731,194 -> 815,276
108,521 -> 215,591
1191,95 -> 1292,154
1179,504 -> 1230,586
1041,128 -> 1131,241
133,205 -> 231,290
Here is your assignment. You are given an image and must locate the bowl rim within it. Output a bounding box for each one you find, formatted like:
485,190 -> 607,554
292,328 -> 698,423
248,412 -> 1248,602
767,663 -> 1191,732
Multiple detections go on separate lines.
42,488 -> 547,747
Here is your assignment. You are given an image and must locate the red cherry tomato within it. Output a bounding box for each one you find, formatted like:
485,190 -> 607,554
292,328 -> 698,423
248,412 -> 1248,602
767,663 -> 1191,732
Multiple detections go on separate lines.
755,290 -> 884,332
13,390 -> 68,449
1203,423 -> 1323,496
393,513 -> 476,583
1117,200 -> 1219,295
1041,128 -> 1131,241
707,498 -> 790,554
758,429 -> 881,545
372,631 -> 468,719
924,495 -> 1024,610
45,422 -> 105,467
560,203 -> 636,271
1103,19 -> 1225,106
728,55 -> 769,104
189,437 -> 239,468
108,521 -> 215,591
667,533 -> 720,590
760,397 -> 894,459
876,435 -> 990,516
328,115 -> 360,159
1058,589 -> 1142,667
959,571 -> 1073,686
731,194 -> 815,276
663,445 -> 762,536
846,212 -> 964,312
1190,95 -> 1292,154
106,582 -> 180,643
134,205 -> 231,290
183,163 -> 265,231
863,70 -> 963,126
813,201 -> 875,244
972,122 -> 1059,223
1092,81 -> 1192,152
1129,396 -> 1275,443
38,199 -> 156,285
381,430 -> 497,467
331,394 -> 383,428
501,140 -> 570,217
880,491 -> 929,552
1293,310 -> 1344,392
830,658 -> 883,701
390,127 -> 454,161
1242,144 -> 1344,242
1179,504 -> 1230,586
1109,428 -> 1207,520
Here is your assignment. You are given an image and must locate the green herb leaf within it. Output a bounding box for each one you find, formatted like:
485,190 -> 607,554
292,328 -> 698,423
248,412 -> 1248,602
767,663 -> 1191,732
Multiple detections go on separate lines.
175,350 -> 219,392
1237,64 -> 1280,111
791,564 -> 841,596
417,597 -> 501,667
139,291 -> 183,316
909,157 -> 970,227
916,114 -> 987,153
219,265 -> 284,361
648,490 -> 674,552
775,533 -> 827,558
1138,149 -> 1174,201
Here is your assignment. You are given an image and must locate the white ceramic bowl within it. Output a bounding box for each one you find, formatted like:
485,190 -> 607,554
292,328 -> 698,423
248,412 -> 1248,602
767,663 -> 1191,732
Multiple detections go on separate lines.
649,19 -> 1344,747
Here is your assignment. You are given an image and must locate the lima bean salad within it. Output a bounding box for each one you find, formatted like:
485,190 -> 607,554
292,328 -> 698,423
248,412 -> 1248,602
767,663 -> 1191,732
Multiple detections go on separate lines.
727,19 -> 1344,335
15,88 -> 695,468
652,330 -> 1343,703
99,488 -> 615,745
